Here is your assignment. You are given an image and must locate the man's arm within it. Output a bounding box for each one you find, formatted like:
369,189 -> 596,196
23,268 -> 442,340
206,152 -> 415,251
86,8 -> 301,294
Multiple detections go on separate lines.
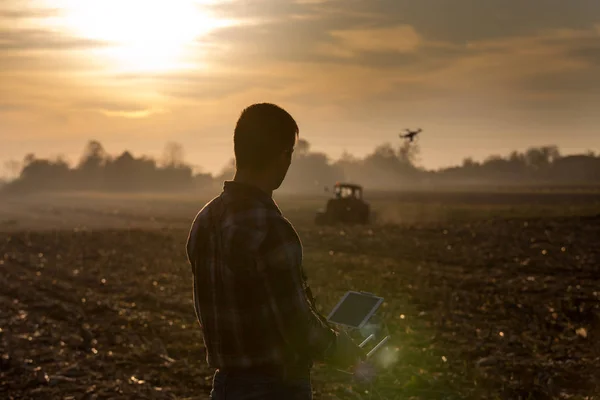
222,207 -> 363,366
258,216 -> 339,363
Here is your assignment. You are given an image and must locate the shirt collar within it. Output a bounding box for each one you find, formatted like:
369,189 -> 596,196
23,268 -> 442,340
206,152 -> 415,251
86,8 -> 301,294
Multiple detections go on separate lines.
223,181 -> 281,214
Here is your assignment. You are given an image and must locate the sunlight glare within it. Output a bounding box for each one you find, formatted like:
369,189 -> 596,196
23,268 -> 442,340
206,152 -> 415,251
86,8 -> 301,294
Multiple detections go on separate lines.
49,0 -> 233,72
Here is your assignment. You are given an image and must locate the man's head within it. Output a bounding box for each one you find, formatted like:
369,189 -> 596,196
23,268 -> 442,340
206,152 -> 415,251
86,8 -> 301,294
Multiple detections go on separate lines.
234,103 -> 299,191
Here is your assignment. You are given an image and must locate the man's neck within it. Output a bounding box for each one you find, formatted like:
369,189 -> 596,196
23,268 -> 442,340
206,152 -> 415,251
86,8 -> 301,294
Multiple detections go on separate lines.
232,170 -> 273,197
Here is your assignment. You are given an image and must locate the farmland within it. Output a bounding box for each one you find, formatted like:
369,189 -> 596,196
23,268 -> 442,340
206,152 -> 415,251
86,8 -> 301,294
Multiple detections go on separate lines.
1,189 -> 600,399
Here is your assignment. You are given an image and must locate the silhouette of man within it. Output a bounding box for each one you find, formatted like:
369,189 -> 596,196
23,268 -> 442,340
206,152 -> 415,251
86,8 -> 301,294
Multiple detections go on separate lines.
186,103 -> 364,399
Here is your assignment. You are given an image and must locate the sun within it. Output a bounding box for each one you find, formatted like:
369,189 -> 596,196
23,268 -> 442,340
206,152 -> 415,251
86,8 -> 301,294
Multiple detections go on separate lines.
51,0 -> 231,72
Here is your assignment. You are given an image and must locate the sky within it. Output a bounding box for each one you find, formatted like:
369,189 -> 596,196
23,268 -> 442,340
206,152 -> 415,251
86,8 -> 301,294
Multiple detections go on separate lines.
1,0 -> 599,177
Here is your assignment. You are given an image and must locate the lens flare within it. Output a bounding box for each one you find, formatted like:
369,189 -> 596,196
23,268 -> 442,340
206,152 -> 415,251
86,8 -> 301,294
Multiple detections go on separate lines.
373,345 -> 400,369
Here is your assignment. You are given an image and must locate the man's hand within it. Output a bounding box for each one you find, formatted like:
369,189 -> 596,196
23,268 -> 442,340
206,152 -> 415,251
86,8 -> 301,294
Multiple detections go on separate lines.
353,360 -> 377,384
326,330 -> 365,370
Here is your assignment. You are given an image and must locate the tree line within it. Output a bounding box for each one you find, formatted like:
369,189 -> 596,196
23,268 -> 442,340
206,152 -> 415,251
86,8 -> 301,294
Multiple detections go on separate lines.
1,139 -> 599,194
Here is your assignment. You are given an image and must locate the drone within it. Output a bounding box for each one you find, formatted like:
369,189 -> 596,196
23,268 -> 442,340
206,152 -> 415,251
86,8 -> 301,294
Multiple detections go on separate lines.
399,128 -> 422,142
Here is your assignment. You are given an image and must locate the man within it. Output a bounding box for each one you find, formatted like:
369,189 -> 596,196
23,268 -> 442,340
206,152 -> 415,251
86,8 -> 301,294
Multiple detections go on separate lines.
186,103 -> 365,399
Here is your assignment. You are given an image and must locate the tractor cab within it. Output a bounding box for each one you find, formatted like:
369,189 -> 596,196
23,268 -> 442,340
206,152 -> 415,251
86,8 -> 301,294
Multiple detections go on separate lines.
315,182 -> 370,225
333,183 -> 363,200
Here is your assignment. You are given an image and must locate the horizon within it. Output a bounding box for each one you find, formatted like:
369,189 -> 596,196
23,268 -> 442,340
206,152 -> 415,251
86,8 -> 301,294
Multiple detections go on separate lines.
1,136 -> 597,179
2,0 -> 599,177
1,138 -> 596,181
0,139 -> 600,183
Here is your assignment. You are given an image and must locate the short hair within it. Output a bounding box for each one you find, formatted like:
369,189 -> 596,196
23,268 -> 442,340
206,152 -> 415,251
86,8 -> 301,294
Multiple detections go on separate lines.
234,103 -> 299,171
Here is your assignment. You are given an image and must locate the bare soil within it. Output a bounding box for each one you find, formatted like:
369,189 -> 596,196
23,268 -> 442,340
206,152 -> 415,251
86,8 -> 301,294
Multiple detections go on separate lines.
1,191 -> 599,399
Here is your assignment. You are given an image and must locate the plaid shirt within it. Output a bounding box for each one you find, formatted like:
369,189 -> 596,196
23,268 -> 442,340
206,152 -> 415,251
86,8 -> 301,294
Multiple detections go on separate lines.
186,181 -> 337,372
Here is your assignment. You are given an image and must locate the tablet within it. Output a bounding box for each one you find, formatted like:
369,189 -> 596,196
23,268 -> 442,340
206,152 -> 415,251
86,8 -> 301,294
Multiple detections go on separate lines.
326,291 -> 384,329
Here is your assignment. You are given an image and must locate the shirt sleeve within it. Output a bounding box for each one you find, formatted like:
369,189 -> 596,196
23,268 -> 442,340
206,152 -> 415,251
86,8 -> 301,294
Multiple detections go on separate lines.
186,215 -> 199,267
258,214 -> 338,362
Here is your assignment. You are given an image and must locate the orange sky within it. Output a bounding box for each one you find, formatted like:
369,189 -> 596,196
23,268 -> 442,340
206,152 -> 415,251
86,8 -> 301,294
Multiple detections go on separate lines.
1,0 -> 599,177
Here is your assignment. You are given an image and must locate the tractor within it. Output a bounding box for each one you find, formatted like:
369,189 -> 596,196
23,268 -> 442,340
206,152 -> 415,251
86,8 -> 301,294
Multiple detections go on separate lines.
315,182 -> 371,225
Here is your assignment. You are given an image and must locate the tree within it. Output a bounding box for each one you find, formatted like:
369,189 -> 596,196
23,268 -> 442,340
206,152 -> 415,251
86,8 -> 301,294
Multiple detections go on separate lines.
23,153 -> 36,167
295,138 -> 311,157
79,140 -> 107,168
462,157 -> 478,168
525,146 -> 560,170
161,142 -> 185,167
397,142 -> 420,166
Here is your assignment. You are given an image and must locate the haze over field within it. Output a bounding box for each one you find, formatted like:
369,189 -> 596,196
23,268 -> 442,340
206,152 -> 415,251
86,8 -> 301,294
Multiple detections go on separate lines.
2,0 -> 600,177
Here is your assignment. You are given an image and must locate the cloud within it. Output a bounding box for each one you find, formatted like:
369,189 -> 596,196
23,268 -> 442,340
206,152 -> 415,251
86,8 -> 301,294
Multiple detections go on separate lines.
0,102 -> 29,112
0,28 -> 107,51
205,0 -> 384,47
208,0 -> 303,21
567,44 -> 600,66
294,0 -> 331,4
74,101 -> 150,113
339,0 -> 600,43
0,8 -> 59,19
98,109 -> 165,119
161,78 -> 278,102
205,20 -> 444,71
0,52 -> 104,72
130,19 -> 600,124
520,70 -> 600,97
72,101 -> 167,119
325,25 -> 421,54
313,25 -> 467,69
1,0 -> 599,143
